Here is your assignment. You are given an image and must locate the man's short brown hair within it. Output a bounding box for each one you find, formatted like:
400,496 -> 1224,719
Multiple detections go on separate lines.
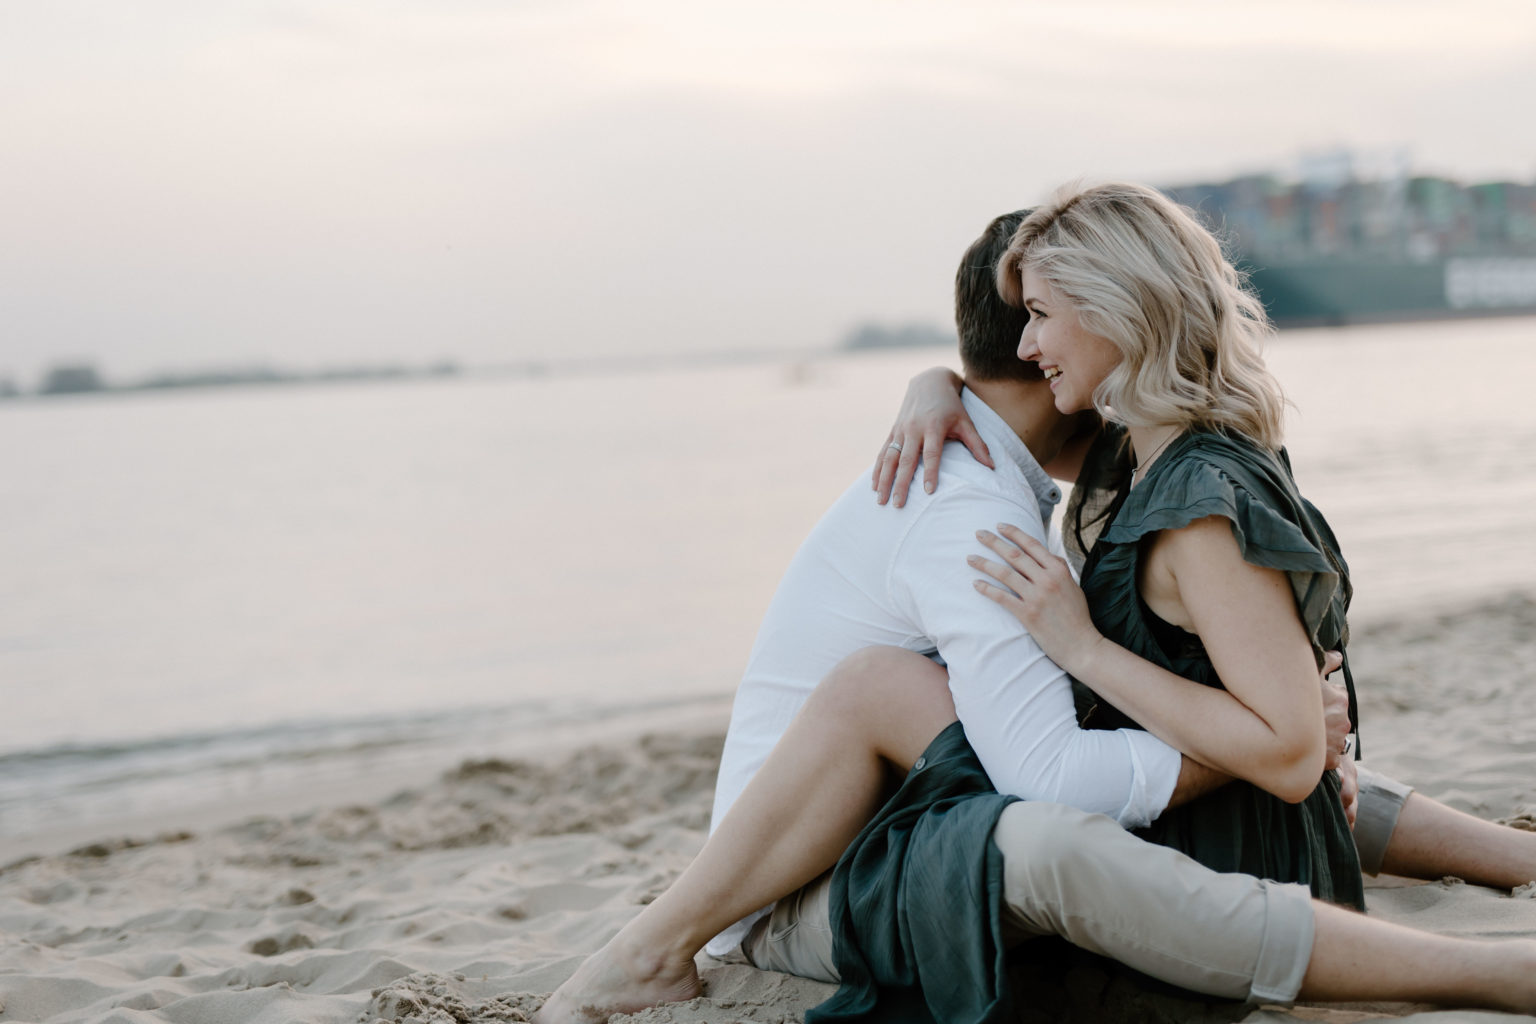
955,210 -> 1041,382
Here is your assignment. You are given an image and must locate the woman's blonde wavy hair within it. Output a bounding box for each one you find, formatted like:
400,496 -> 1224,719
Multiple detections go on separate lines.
997,182 -> 1286,450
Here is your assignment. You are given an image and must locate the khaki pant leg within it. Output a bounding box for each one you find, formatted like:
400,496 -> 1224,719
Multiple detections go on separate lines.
740,870 -> 841,983
994,801 -> 1316,1004
1353,766 -> 1414,876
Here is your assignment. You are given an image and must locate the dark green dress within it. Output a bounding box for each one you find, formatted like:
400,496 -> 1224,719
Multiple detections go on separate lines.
810,427 -> 1365,1023
1072,428 -> 1364,910
808,722 -> 1018,1024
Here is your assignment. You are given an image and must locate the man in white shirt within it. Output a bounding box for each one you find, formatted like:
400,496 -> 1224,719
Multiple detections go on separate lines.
705,210 -> 1217,958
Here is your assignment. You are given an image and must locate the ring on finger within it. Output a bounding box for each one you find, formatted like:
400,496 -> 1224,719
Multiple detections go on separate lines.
887,442 -> 903,453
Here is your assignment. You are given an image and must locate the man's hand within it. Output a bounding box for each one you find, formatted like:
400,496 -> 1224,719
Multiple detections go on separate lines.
1316,649 -> 1359,827
1318,651 -> 1349,772
1336,753 -> 1359,829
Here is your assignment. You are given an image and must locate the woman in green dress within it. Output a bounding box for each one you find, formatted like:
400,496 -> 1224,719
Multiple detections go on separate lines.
870,182 -> 1362,906
970,182 -> 1363,906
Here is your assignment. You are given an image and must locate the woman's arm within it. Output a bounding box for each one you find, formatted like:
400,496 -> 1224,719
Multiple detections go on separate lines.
871,367 -> 989,506
870,368 -> 1103,506
972,519 -> 1327,803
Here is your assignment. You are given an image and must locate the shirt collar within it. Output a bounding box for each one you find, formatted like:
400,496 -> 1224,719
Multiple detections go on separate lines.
960,386 -> 1063,525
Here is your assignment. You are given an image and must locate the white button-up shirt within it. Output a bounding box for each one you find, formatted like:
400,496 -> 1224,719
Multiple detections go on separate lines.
705,388 -> 1182,955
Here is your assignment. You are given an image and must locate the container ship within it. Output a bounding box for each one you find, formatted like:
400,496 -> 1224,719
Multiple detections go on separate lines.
1163,172 -> 1536,326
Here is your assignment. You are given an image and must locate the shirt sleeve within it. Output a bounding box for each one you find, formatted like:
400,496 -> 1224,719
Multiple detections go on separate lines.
888,485 -> 1182,829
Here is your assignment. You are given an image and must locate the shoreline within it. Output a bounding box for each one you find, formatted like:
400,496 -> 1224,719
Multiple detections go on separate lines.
8,589 -> 1531,866
0,698 -> 733,867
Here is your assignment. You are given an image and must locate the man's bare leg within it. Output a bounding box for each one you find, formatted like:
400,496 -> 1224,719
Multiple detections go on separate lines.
1301,902 -> 1536,1011
992,801 -> 1536,1012
533,648 -> 955,1024
1378,792 -> 1536,889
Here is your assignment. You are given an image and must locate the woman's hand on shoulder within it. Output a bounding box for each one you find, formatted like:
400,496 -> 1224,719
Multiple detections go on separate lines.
969,523 -> 1106,673
872,367 -> 991,507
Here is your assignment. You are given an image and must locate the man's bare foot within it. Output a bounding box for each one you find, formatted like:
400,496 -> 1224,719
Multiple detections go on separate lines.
532,930 -> 702,1024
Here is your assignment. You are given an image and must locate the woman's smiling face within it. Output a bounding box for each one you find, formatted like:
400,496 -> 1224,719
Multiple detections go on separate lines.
1016,266 -> 1122,416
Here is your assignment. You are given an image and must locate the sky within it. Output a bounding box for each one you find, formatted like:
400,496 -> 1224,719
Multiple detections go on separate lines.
2,0 -> 1534,384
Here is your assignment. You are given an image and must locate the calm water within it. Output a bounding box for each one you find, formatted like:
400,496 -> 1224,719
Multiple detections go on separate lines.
4,316 -> 1535,843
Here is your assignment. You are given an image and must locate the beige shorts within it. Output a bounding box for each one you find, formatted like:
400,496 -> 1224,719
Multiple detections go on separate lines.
1353,765 -> 1414,876
742,800 -> 1318,1004
738,770 -> 1414,1001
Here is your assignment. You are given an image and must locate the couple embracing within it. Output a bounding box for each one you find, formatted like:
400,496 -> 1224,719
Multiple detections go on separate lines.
537,183 -> 1536,1023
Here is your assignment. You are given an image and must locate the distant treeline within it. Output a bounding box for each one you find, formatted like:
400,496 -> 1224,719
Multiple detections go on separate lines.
841,323 -> 955,351
1,361 -> 461,399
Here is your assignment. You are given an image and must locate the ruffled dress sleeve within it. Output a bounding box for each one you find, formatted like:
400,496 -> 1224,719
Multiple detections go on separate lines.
1097,434 -> 1350,654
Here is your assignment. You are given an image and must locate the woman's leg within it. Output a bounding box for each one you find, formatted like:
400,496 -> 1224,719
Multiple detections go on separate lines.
533,648 -> 955,1024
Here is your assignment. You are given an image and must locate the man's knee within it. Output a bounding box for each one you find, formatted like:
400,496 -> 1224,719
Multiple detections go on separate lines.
993,802 -> 1123,938
996,800 -> 1114,851
994,801 -> 1116,882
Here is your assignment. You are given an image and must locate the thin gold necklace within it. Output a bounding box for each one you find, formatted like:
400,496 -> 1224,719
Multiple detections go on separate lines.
1131,430 -> 1179,485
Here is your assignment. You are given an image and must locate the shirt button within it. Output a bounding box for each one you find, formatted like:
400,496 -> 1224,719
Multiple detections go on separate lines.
913,756 -> 927,771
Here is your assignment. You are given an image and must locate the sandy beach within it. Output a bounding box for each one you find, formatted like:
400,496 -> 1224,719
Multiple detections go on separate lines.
1,593 -> 1533,1024
6,1 -> 1534,1019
